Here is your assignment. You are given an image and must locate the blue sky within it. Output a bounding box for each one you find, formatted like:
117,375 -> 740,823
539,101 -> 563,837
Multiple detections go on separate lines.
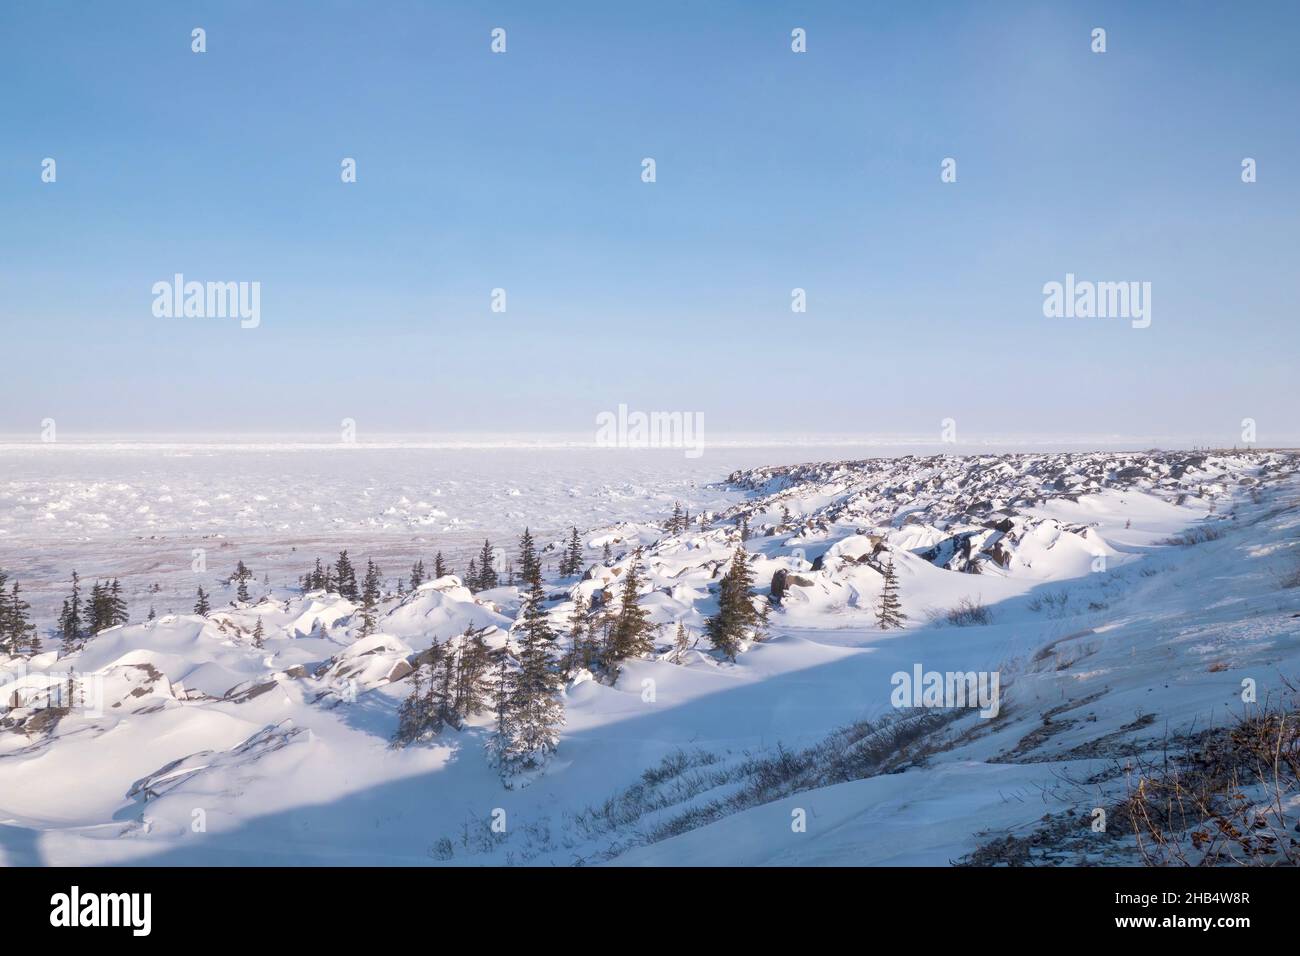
1,1 -> 1297,441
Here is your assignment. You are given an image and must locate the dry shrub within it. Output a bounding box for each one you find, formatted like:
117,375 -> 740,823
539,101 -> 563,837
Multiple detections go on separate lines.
1116,707 -> 1300,866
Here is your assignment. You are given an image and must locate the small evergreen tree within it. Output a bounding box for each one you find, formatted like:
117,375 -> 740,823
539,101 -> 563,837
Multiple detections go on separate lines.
409,559 -> 426,591
476,539 -> 499,591
609,549 -> 656,663
0,574 -> 37,656
59,571 -> 83,647
393,660 -> 440,746
0,570 -> 8,645
359,559 -> 382,636
232,560 -> 253,603
17,581 -> 38,654
562,526 -> 584,577
705,546 -> 761,661
602,542 -> 612,565
433,551 -> 447,579
84,581 -> 105,634
109,579 -> 129,627
0,570 -> 9,651
307,558 -> 326,591
876,556 -> 906,630
194,586 -> 211,617
517,527 -> 539,586
490,576 -> 564,774
334,550 -> 358,601
451,628 -> 494,717
252,617 -> 265,648
561,592 -> 590,676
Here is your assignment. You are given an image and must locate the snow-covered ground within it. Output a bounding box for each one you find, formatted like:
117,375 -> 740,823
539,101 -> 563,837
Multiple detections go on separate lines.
1,445 -> 1298,865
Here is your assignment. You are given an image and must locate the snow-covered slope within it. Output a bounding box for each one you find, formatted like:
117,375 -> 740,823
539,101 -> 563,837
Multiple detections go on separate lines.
1,450 -> 1297,865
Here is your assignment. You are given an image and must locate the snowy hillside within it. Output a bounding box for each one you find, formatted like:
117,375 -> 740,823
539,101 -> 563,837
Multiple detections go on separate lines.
2,449 -> 1298,866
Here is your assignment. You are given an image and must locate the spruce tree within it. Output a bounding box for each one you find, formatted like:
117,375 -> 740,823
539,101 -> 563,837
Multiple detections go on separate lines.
451,628 -> 494,718
409,559 -> 426,591
563,526 -> 584,577
0,575 -> 37,656
705,546 -> 760,661
231,560 -> 253,603
491,576 -> 564,774
876,556 -> 906,630
59,598 -> 73,644
252,617 -> 265,648
109,579 -> 129,627
0,570 -> 9,651
334,550 -> 358,601
561,592 -> 590,676
359,559 -> 382,636
93,580 -> 116,634
194,586 -> 211,616
517,528 -> 539,586
393,659 -> 445,747
88,580 -> 102,632
0,570 -> 8,644
16,580 -> 38,654
431,647 -> 458,728
477,539 -> 499,591
493,650 -> 513,757
609,549 -> 655,663
356,556 -> 379,639
592,593 -> 618,666
433,551 -> 447,579
465,558 -> 478,591
59,571 -> 83,647
602,542 -> 612,565
393,662 -> 427,745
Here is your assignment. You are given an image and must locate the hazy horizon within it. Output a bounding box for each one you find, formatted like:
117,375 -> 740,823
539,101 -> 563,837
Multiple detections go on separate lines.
2,429 -> 1296,451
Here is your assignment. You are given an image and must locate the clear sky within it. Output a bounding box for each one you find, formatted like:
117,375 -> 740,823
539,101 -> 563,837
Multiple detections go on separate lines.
1,1 -> 1297,442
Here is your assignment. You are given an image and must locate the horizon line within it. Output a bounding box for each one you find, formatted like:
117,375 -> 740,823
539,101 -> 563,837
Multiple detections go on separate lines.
0,431 -> 1293,454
